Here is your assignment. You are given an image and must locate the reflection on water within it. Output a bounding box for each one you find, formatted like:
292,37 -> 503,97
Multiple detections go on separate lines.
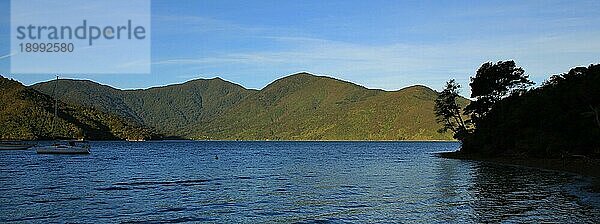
0,141 -> 598,223
434,158 -> 475,223
470,162 -> 598,223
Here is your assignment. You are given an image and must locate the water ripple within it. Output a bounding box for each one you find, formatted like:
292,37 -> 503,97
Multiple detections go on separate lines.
0,141 -> 599,223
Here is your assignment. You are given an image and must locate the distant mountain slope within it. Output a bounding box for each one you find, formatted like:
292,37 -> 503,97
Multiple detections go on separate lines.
196,73 -> 456,140
33,78 -> 252,137
32,73 -> 465,140
0,76 -> 156,140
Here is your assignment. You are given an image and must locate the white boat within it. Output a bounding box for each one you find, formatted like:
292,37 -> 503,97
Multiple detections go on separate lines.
36,76 -> 92,155
0,142 -> 34,150
36,141 -> 90,154
126,138 -> 146,142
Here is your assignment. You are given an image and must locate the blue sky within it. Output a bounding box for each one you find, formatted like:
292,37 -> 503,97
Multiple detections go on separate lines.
1,0 -> 599,93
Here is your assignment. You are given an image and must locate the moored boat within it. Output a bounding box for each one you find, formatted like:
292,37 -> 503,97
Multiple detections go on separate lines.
126,138 -> 146,142
35,76 -> 92,155
35,141 -> 90,154
0,142 -> 34,150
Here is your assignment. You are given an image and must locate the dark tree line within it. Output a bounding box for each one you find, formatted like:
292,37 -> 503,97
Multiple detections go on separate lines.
435,61 -> 600,158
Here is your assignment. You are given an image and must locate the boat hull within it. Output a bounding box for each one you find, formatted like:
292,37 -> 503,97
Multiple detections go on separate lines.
0,144 -> 33,150
36,146 -> 90,154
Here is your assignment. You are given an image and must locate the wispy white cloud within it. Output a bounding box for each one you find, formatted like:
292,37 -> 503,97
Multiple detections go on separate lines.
0,52 -> 16,60
148,2 -> 600,91
153,29 -> 600,91
116,59 -> 151,69
153,15 -> 265,33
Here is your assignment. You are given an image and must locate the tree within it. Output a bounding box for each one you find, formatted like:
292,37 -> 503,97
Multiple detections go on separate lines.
465,60 -> 534,125
435,79 -> 468,140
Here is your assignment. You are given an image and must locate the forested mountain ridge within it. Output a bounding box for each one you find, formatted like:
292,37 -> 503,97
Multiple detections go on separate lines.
32,72 -> 465,140
33,77 -> 252,137
195,73 -> 465,140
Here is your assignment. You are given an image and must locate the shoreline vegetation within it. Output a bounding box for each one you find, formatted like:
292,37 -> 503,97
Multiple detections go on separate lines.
434,61 -> 600,193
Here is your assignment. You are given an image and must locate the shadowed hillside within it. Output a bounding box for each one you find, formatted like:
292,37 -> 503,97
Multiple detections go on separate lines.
0,76 -> 156,140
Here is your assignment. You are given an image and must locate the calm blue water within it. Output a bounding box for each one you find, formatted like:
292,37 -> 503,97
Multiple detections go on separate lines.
1,141 -> 599,223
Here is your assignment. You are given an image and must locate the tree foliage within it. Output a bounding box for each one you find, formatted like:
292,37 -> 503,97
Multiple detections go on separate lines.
465,61 -> 534,125
434,79 -> 468,140
452,63 -> 600,157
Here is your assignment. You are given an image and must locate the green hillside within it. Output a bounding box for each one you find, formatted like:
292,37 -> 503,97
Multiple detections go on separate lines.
32,72 -> 464,140
0,76 -> 156,140
197,73 -> 456,140
33,78 -> 252,137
